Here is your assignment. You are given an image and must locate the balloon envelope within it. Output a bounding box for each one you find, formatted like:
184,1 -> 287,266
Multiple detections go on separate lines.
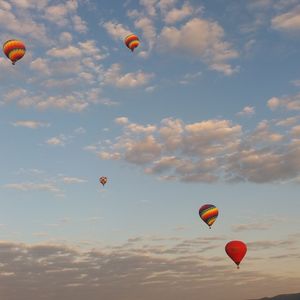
99,176 -> 107,186
225,240 -> 247,268
199,204 -> 218,228
3,39 -> 26,65
124,34 -> 140,52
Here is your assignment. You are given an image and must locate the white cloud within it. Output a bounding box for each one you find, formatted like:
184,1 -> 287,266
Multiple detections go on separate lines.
159,18 -> 238,75
103,64 -> 154,88
47,46 -> 82,58
103,21 -> 131,40
164,3 -> 193,24
30,58 -> 51,75
61,177 -> 87,184
72,15 -> 88,33
46,136 -> 66,147
11,120 -> 50,129
44,4 -> 69,26
134,17 -> 156,57
272,5 -> 300,31
3,182 -> 61,194
59,32 -> 73,44
91,114 -> 300,184
268,94 -> 300,111
236,106 -> 255,117
140,0 -> 158,16
115,117 -> 129,125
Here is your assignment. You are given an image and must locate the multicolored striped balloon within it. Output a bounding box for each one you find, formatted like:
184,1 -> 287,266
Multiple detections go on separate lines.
3,39 -> 26,65
99,176 -> 108,186
199,204 -> 219,228
124,34 -> 140,52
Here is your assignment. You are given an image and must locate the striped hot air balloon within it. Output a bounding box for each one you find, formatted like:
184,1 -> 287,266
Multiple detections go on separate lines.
199,204 -> 219,229
124,34 -> 140,52
3,39 -> 26,65
99,176 -> 108,186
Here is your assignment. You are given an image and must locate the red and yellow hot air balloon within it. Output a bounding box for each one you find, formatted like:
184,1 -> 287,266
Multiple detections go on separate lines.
199,204 -> 219,229
3,39 -> 26,65
225,240 -> 247,269
99,176 -> 108,186
124,34 -> 140,52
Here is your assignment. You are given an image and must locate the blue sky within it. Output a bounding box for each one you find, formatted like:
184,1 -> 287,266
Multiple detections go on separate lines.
0,0 -> 300,299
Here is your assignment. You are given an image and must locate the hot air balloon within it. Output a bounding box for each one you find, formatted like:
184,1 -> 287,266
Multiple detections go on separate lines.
99,176 -> 107,186
124,34 -> 140,52
3,39 -> 26,65
199,204 -> 218,229
225,240 -> 247,269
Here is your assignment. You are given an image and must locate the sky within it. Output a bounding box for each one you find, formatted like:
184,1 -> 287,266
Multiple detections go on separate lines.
0,0 -> 300,299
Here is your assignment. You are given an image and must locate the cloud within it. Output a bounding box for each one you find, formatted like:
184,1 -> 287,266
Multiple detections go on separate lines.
0,237 -> 299,300
271,5 -> 300,31
267,94 -> 300,111
115,117 -> 129,125
134,17 -> 157,57
3,182 -> 62,194
103,21 -> 131,40
90,114 -> 300,184
236,106 -> 255,117
159,18 -> 239,75
72,15 -> 88,33
45,136 -> 66,147
164,3 -> 193,24
61,177 -> 87,184
11,120 -> 50,129
103,64 -> 154,88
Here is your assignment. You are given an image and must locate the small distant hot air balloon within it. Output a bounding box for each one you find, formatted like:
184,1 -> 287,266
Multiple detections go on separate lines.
225,240 -> 247,269
124,34 -> 140,52
199,204 -> 219,229
99,176 -> 107,186
3,39 -> 26,65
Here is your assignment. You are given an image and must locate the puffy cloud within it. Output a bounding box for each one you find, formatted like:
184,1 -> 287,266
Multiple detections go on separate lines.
159,18 -> 238,75
103,64 -> 154,88
164,3 -> 193,24
115,117 -> 129,125
272,5 -> 300,31
46,136 -> 65,146
90,114 -> 300,184
47,45 -> 82,58
103,21 -> 131,40
267,94 -> 300,111
236,106 -> 255,117
0,7 -> 48,41
44,4 -> 69,26
134,17 -> 156,57
72,15 -> 88,33
140,0 -> 158,16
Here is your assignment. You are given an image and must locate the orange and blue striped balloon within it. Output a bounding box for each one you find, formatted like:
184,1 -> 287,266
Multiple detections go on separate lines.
124,34 -> 140,52
3,39 -> 26,65
199,204 -> 219,229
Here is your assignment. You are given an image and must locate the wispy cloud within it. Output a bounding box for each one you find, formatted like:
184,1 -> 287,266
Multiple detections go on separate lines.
11,120 -> 50,129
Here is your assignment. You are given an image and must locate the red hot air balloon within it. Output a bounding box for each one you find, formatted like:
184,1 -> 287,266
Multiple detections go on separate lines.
199,204 -> 219,229
124,34 -> 140,52
225,240 -> 247,269
3,39 -> 26,65
99,176 -> 107,186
